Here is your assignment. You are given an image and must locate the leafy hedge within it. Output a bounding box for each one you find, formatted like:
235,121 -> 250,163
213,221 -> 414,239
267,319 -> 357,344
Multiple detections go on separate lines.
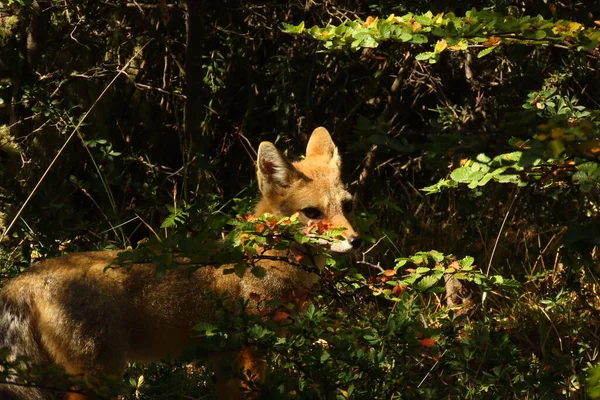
1,1 -> 600,399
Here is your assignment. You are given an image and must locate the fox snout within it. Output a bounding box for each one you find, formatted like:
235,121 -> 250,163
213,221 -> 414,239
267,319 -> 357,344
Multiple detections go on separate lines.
329,230 -> 362,253
329,232 -> 362,253
325,213 -> 361,253
349,235 -> 362,249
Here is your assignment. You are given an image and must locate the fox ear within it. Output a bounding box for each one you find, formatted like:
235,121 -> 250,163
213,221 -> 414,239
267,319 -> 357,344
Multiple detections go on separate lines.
306,126 -> 341,169
257,142 -> 303,193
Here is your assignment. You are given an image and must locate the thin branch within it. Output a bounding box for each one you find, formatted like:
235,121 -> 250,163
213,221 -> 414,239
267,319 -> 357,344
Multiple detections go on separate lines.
482,187 -> 519,307
357,235 -> 387,272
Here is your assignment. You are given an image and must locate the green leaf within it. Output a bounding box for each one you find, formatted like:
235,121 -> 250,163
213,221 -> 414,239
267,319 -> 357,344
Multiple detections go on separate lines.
361,35 -> 379,48
294,233 -> 310,244
397,31 -> 413,42
450,166 -> 474,182
363,334 -> 380,344
460,256 -> 474,268
410,34 -> 428,44
416,274 -> 441,291
477,46 -> 497,58
428,250 -> 445,262
193,322 -> 219,337
573,162 -> 600,191
282,21 -> 305,34
415,52 -> 433,61
251,266 -> 266,279
395,259 -> 407,268
410,255 -> 424,263
586,364 -> 600,399
234,263 -> 246,278
414,14 -> 433,25
476,173 -> 494,186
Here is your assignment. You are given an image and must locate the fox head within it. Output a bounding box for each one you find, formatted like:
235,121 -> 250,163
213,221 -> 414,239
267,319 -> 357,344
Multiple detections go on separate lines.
255,127 -> 361,253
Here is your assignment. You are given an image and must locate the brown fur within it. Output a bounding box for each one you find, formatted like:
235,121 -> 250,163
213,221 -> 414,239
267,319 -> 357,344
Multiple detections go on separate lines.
0,127 -> 360,399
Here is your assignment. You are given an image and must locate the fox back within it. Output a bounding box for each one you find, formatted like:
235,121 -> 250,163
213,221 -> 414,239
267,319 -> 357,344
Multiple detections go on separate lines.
0,127 -> 360,399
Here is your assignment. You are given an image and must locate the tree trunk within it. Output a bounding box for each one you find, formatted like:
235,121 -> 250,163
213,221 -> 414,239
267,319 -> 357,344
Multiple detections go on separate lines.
10,0 -> 50,139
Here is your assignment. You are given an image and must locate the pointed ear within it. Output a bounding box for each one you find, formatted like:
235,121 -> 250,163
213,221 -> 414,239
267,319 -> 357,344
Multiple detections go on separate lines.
306,127 -> 341,169
257,142 -> 303,193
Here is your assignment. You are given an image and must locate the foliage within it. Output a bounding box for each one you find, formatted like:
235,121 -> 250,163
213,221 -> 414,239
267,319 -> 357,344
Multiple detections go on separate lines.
283,9 -> 600,61
423,152 -> 527,193
1,0 -> 600,399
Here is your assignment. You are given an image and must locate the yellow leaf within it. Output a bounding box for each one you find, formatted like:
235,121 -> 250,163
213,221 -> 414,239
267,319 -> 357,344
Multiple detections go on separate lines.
31,249 -> 42,260
386,14 -> 396,22
434,39 -> 448,53
568,22 -> 583,31
433,13 -> 445,25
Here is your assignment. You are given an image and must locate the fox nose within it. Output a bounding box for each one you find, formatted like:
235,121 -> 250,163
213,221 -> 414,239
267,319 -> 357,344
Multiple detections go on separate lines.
349,236 -> 362,249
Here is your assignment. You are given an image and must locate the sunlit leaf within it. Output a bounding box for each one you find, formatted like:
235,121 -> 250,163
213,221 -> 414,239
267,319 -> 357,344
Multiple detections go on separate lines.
419,338 -> 436,347
434,39 -> 447,53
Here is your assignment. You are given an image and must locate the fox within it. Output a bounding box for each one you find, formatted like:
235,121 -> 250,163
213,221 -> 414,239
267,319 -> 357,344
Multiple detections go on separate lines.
0,127 -> 361,400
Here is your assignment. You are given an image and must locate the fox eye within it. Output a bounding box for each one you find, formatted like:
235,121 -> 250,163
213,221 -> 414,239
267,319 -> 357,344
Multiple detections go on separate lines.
342,200 -> 354,214
302,207 -> 322,219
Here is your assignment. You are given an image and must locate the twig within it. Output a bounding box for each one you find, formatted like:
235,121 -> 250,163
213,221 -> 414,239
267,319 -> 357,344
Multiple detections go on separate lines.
132,81 -> 186,98
538,305 -> 564,352
99,216 -> 141,235
357,235 -> 386,272
417,349 -> 447,388
69,23 -> 90,50
362,235 -> 386,256
482,187 -> 519,307
134,212 -> 161,242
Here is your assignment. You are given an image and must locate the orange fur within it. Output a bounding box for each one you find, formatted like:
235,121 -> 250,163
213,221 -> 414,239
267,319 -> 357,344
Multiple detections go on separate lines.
0,127 -> 360,399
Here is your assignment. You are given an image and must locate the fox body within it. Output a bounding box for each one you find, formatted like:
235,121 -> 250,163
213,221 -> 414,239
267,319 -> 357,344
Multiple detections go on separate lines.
0,127 -> 360,399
